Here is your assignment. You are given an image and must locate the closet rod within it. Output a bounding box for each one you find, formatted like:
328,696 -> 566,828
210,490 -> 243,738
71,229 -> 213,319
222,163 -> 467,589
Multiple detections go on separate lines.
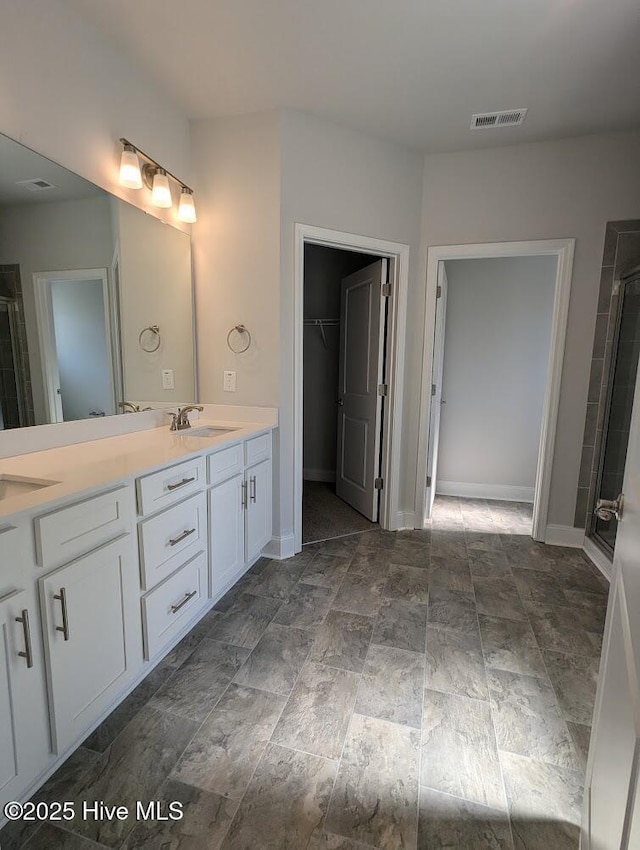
304,318 -> 339,349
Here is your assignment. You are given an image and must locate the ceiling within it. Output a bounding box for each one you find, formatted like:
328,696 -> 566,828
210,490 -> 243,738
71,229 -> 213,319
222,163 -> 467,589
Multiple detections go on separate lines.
0,135 -> 103,206
67,0 -> 640,153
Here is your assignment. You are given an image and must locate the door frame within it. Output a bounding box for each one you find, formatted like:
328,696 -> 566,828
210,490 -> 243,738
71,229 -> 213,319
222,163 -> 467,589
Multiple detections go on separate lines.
294,223 -> 410,553
33,268 -> 118,423
414,238 -> 575,542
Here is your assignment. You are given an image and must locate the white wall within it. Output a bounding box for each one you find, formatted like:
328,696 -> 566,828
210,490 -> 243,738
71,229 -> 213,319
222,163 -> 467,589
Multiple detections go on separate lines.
0,0 -> 191,226
0,196 -> 115,422
114,201 -> 195,403
51,278 -> 114,421
437,256 -> 556,499
190,112 -> 281,408
419,130 -> 640,527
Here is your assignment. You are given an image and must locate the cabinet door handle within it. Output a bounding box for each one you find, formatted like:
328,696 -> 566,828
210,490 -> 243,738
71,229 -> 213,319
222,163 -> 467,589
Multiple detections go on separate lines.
15,608 -> 33,668
250,475 -> 257,503
168,527 -> 196,547
170,590 -> 197,613
241,480 -> 248,509
166,476 -> 196,491
53,588 -> 70,641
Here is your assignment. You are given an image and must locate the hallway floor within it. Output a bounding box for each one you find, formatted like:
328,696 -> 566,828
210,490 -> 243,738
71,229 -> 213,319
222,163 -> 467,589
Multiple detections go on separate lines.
303,480 -> 377,543
1,498 -> 608,850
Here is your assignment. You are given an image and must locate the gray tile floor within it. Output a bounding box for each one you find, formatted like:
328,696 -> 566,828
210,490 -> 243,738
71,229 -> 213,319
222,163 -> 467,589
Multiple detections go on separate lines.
1,497 -> 609,849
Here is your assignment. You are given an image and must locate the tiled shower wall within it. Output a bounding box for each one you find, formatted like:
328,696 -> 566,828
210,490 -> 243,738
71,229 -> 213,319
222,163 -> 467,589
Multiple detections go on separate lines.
0,264 -> 35,427
575,220 -> 640,530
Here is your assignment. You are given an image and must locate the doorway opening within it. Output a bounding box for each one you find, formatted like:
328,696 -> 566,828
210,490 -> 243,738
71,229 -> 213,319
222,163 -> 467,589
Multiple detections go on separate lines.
294,225 -> 410,553
33,268 -> 119,423
302,244 -> 383,544
415,240 -> 575,542
590,264 -> 640,554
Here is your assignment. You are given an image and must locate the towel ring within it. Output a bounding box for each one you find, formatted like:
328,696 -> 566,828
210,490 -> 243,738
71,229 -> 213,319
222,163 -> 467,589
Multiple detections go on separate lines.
138,325 -> 161,353
227,324 -> 252,354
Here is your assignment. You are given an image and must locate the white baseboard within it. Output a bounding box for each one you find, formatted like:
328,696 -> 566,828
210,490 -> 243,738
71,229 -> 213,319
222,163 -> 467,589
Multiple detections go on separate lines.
263,534 -> 296,560
544,524 -> 585,548
436,481 -> 535,503
303,468 -> 336,483
583,536 -> 613,582
396,511 -> 417,530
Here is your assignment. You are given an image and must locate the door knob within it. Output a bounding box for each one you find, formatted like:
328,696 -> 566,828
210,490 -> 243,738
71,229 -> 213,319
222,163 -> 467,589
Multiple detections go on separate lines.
595,494 -> 624,522
337,399 -> 344,406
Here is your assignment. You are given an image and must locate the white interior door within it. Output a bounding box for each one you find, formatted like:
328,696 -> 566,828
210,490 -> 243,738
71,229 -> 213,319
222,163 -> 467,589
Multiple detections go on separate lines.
584,359 -> 640,847
336,259 -> 387,521
425,262 -> 448,519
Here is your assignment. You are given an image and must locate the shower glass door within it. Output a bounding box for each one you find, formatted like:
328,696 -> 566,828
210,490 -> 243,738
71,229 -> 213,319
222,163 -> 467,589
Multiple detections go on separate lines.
0,298 -> 24,429
592,271 -> 640,552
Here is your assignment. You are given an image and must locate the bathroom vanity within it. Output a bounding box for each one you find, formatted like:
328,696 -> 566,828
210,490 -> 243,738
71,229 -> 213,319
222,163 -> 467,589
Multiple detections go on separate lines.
0,414 -> 275,812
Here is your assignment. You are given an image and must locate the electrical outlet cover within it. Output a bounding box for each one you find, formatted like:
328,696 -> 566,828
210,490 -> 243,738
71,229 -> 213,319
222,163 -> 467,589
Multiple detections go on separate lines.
161,369 -> 175,390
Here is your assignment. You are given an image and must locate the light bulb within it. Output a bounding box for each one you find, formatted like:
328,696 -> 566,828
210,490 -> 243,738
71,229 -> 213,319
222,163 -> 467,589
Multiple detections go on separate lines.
119,144 -> 142,189
151,169 -> 172,208
178,187 -> 197,223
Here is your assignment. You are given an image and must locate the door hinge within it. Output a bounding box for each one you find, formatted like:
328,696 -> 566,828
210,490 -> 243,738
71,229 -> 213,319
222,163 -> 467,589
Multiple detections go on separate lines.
436,285 -> 442,299
378,383 -> 388,397
427,475 -> 432,487
374,477 -> 384,490
431,384 -> 436,396
382,282 -> 392,297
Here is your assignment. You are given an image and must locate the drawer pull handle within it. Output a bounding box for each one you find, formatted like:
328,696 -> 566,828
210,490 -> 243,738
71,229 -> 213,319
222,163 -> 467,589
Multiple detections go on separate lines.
15,608 -> 33,668
168,527 -> 196,547
53,588 -> 70,641
250,475 -> 257,503
171,590 -> 197,613
166,476 -> 196,491
241,480 -> 248,510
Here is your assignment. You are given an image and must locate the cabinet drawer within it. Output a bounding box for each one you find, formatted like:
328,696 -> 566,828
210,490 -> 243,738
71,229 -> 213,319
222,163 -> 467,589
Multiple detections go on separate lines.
35,486 -> 133,570
137,456 -> 206,516
142,550 -> 208,660
139,492 -> 207,591
244,433 -> 271,468
208,443 -> 244,486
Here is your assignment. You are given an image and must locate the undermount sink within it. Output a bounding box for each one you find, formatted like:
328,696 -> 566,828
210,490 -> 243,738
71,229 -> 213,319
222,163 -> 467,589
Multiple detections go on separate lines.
184,426 -> 239,438
0,474 -> 59,501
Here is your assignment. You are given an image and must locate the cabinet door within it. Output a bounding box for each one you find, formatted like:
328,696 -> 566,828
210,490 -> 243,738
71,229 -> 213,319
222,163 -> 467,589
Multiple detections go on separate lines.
0,588 -> 50,809
209,473 -> 245,598
245,460 -> 272,563
39,535 -> 142,754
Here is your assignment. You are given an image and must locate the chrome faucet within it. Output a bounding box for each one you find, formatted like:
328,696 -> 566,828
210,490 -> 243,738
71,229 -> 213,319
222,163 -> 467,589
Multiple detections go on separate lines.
168,405 -> 204,431
119,401 -> 140,413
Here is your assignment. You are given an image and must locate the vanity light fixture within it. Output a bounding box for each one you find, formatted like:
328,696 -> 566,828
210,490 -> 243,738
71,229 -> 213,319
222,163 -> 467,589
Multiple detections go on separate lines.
178,187 -> 197,223
119,143 -> 143,189
151,169 -> 172,208
118,138 -> 197,220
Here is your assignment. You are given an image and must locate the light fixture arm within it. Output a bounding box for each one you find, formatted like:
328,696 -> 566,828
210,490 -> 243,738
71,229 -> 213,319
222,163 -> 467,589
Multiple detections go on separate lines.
119,137 -> 193,194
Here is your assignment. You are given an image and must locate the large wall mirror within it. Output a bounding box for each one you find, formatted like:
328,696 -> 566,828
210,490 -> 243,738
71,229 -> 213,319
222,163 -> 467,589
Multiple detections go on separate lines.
0,133 -> 195,430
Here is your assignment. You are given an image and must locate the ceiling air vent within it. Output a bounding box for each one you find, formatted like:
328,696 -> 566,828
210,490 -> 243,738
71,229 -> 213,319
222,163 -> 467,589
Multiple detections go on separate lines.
15,178 -> 56,192
471,109 -> 528,130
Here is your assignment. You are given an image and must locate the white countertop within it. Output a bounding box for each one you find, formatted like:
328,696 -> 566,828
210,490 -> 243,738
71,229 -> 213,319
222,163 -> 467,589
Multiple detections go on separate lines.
0,419 -> 274,520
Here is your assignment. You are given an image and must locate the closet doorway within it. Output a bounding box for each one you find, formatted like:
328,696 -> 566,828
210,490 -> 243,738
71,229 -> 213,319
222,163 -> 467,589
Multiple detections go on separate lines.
303,245 -> 382,543
294,225 -> 409,551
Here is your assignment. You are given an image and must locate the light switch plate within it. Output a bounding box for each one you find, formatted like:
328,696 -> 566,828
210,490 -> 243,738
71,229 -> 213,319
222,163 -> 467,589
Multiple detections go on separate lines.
161,369 -> 175,390
223,370 -> 236,392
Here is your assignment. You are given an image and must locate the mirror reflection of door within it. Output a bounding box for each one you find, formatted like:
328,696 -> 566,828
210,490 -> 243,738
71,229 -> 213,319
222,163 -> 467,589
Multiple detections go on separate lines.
35,270 -> 116,423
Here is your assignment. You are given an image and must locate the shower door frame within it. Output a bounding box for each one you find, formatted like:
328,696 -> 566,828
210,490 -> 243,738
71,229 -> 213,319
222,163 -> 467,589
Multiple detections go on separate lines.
0,295 -> 26,428
589,269 -> 640,554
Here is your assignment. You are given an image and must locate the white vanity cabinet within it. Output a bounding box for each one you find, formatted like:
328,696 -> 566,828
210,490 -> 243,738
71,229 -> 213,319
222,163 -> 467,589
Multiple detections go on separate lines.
137,460 -> 210,661
39,533 -> 142,754
208,434 -> 272,598
0,525 -> 51,812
